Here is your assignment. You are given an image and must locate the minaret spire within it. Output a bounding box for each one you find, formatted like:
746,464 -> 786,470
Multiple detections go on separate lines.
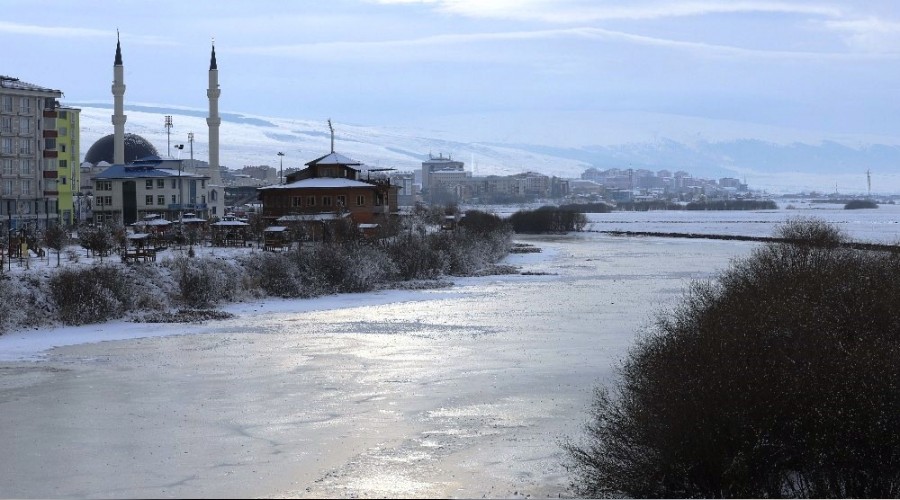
114,29 -> 123,66
210,38 -> 217,70
111,30 -> 127,164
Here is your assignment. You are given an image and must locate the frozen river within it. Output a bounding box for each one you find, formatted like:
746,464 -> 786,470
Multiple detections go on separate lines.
0,207 -> 893,498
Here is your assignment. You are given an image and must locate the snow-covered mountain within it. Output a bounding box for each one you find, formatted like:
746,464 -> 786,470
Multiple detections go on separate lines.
72,103 -> 900,194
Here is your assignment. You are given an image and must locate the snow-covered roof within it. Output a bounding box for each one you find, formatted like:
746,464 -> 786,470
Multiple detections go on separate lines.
306,152 -> 361,167
132,218 -> 171,226
264,226 -> 288,232
211,220 -> 249,226
259,178 -> 378,190
277,212 -> 350,222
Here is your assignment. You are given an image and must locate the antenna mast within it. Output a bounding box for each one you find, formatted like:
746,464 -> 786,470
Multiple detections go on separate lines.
867,169 -> 872,197
327,119 -> 334,153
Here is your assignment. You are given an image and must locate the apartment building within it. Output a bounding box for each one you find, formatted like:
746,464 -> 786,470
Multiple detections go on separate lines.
0,75 -> 63,231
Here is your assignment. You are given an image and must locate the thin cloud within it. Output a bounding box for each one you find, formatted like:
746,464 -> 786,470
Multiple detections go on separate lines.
233,26 -> 897,62
372,0 -> 844,23
0,21 -> 179,47
0,21 -> 108,38
823,16 -> 900,53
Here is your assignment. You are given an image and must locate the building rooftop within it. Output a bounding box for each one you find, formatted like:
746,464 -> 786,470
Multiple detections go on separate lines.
0,75 -> 61,94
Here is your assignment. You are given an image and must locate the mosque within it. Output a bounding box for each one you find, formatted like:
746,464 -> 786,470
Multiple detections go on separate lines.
86,34 -> 225,224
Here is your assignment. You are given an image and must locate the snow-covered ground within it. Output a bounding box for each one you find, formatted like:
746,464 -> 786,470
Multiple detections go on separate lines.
0,208 -> 895,498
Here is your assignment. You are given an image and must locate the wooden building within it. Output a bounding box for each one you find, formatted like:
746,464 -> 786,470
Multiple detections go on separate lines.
257,152 -> 398,233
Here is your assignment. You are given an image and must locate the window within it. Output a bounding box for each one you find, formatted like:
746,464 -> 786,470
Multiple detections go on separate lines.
171,179 -> 177,189
1,159 -> 12,175
44,138 -> 56,150
157,195 -> 165,206
337,195 -> 346,207
19,98 -> 31,114
375,193 -> 384,206
61,176 -> 67,185
0,116 -> 11,133
146,195 -> 154,206
21,202 -> 31,214
59,126 -> 67,136
210,190 -> 217,201
20,179 -> 31,195
45,180 -> 57,191
356,195 -> 365,206
306,196 -> 315,207
19,139 -> 32,155
21,159 -> 33,175
59,111 -> 68,119
59,159 -> 67,169
19,117 -> 32,135
171,194 -> 177,204
96,180 -> 112,191
1,96 -> 12,113
291,196 -> 301,207
60,144 -> 66,153
322,196 -> 332,207
156,179 -> 164,188
2,180 -> 12,195
1,137 -> 12,154
43,159 -> 55,171
201,179 -> 205,189
146,180 -> 153,189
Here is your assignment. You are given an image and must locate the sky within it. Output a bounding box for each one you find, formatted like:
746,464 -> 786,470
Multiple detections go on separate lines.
3,0 -> 900,148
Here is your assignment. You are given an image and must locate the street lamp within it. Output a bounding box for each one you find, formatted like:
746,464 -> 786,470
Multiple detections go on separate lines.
277,152 -> 285,184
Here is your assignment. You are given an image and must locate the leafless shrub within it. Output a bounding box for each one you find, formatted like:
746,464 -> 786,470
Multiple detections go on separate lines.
566,219 -> 900,498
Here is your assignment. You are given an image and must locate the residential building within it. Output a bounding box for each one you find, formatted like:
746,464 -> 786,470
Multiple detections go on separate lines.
51,106 -> 80,225
0,75 -> 63,231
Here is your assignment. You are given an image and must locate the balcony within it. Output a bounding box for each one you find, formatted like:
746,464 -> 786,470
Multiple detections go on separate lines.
42,130 -> 58,138
43,190 -> 59,196
42,150 -> 58,158
42,170 -> 58,179
43,110 -> 57,118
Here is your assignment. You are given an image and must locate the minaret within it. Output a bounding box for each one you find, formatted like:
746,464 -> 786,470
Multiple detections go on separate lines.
206,40 -> 221,185
111,31 -> 127,164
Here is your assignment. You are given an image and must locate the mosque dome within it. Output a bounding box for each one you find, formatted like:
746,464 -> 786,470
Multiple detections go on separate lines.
84,133 -> 159,165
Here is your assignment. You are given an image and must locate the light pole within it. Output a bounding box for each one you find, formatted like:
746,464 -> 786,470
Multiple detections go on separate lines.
174,144 -> 185,226
277,152 -> 285,184
165,115 -> 173,157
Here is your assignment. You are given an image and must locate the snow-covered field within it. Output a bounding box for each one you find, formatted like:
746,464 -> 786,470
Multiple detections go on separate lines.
0,208 -> 895,498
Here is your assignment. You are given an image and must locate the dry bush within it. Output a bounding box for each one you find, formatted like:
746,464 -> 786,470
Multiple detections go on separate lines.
566,219 -> 900,498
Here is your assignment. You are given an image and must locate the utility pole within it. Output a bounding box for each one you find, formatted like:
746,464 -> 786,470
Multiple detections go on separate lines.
277,152 -> 285,184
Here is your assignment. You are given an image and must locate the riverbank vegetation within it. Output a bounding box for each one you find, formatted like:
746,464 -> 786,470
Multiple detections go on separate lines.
0,210 -> 512,333
565,217 -> 900,498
